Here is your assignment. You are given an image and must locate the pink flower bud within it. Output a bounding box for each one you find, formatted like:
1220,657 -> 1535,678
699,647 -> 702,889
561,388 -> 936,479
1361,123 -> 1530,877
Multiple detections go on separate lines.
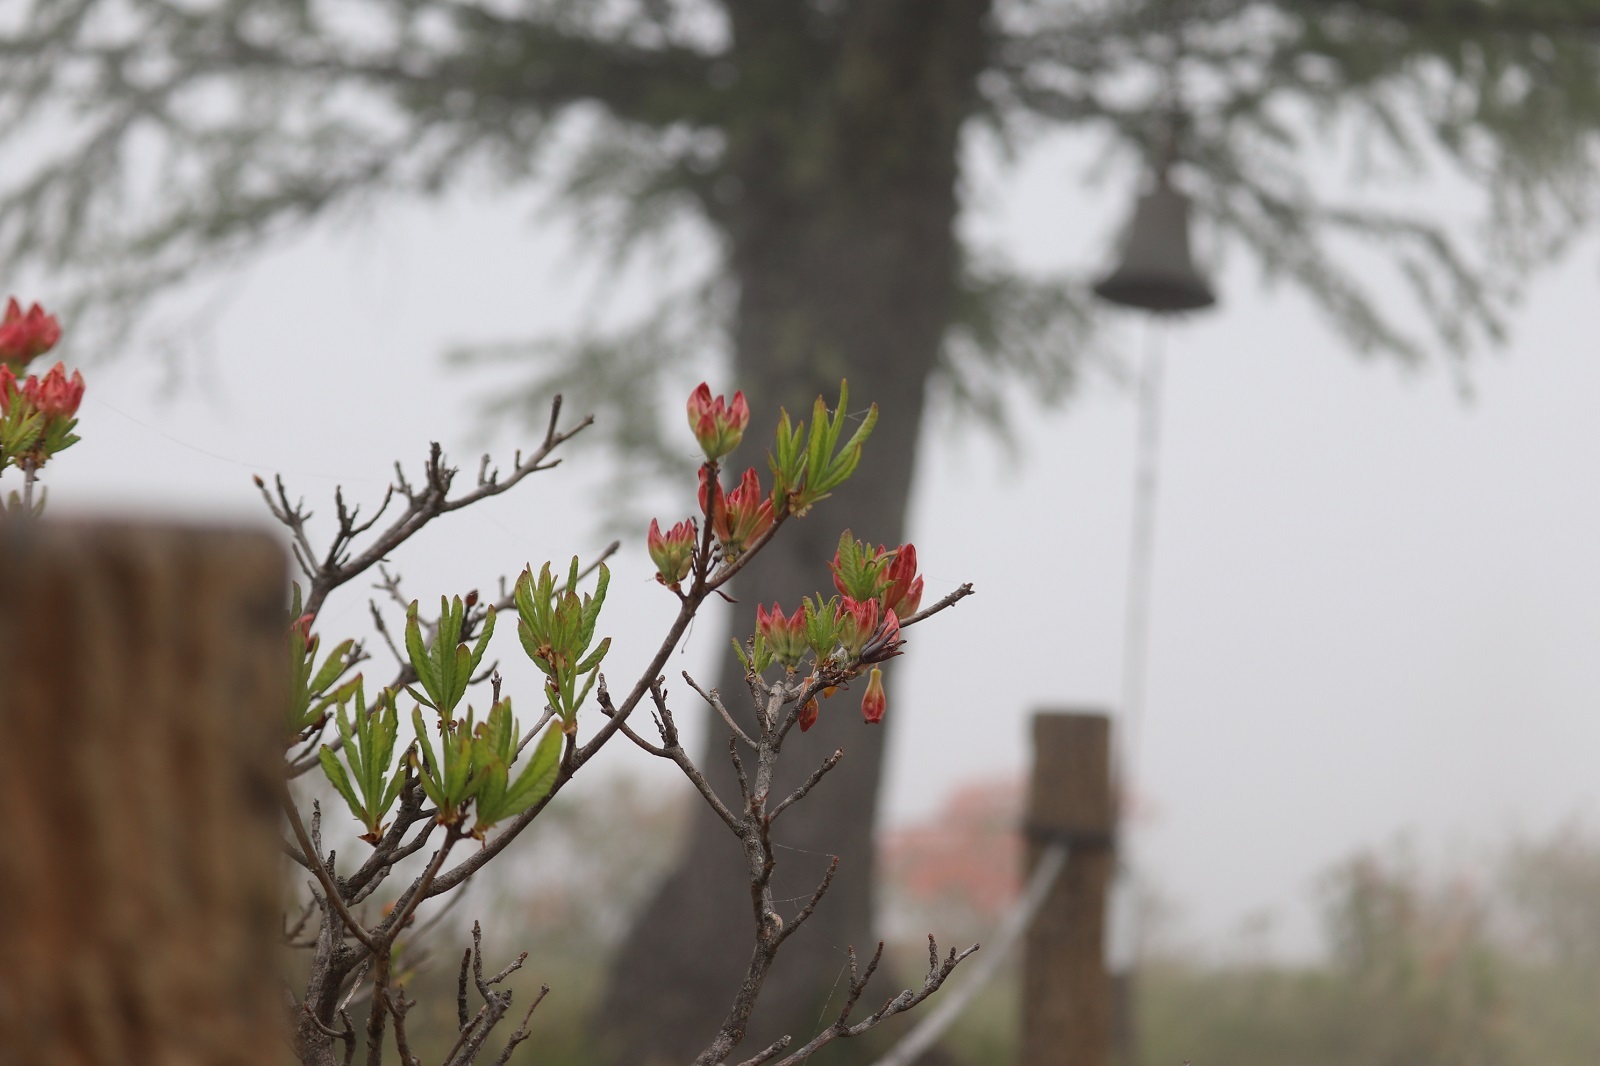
0,298 -> 62,368
290,612 -> 315,644
0,364 -> 16,415
756,602 -> 808,669
882,543 -> 924,618
647,517 -> 697,588
23,362 -> 84,421
861,667 -> 886,724
706,467 -> 774,560
837,596 -> 879,658
686,382 -> 750,461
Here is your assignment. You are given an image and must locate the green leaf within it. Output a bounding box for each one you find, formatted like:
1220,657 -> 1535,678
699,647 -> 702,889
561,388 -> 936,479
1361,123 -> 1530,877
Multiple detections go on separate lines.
309,638 -> 356,694
411,707 -> 447,810
501,721 -> 563,817
319,746 -> 365,825
574,635 -> 611,676
404,602 -> 439,704
466,607 -> 497,681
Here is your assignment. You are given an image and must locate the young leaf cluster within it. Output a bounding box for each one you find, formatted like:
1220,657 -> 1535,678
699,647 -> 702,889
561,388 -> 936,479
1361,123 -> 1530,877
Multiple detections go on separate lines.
288,585 -> 360,738
469,702 -> 563,836
514,558 -> 611,729
319,688 -> 407,844
409,699 -> 563,836
405,596 -> 495,715
769,381 -> 878,517
829,530 -> 894,602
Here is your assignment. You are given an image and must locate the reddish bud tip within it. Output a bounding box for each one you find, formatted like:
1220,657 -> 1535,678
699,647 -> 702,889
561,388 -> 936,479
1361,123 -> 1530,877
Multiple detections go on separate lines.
0,297 -> 62,368
861,668 -> 886,724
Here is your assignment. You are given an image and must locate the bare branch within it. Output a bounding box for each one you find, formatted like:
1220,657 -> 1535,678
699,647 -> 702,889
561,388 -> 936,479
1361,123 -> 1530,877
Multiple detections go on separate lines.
281,792 -> 376,953
491,985 -> 551,1066
770,748 -> 844,823
685,671 -> 759,748
775,855 -> 839,946
898,583 -> 975,629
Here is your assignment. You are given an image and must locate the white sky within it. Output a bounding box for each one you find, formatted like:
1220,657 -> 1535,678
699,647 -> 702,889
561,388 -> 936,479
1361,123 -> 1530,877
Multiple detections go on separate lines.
36,126 -> 1600,960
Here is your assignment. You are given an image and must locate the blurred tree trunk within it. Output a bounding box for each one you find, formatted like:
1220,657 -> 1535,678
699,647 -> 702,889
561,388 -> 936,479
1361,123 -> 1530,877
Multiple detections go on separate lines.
598,3 -> 991,1062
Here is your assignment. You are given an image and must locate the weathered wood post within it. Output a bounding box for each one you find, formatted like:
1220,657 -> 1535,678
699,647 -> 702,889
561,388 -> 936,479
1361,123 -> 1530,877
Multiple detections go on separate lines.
1021,711 -> 1115,1066
0,522 -> 287,1065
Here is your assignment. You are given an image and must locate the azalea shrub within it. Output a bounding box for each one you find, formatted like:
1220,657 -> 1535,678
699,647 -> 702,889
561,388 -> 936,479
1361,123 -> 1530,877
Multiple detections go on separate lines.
11,296 -> 975,1066
0,297 -> 80,516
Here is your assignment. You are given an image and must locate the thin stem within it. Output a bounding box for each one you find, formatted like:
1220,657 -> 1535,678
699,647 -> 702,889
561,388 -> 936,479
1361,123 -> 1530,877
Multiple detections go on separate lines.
281,790 -> 376,952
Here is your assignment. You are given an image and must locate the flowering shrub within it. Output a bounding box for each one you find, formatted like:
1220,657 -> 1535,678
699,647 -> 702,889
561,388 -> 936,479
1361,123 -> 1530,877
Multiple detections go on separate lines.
0,297 -> 79,515
13,302 -> 977,1066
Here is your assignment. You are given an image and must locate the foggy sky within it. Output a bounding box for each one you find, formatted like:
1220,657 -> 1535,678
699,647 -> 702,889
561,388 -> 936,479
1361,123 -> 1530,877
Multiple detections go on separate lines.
42,129 -> 1600,960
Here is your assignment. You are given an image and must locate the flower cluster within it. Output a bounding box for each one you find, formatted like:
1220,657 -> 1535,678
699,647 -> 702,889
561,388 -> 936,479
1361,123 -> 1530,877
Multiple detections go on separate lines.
746,534 -> 920,729
648,382 -> 935,732
0,297 -> 84,506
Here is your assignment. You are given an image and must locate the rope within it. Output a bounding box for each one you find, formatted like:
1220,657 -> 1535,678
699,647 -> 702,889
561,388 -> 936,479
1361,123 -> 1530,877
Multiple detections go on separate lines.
866,844 -> 1069,1066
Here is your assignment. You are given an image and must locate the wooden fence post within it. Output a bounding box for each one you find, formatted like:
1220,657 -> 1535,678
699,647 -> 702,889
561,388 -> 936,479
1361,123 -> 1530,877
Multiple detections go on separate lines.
1021,711 -> 1115,1066
0,522 -> 287,1066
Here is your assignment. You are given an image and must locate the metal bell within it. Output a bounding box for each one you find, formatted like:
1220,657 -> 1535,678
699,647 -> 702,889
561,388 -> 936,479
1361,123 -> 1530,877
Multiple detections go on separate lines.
1093,178 -> 1217,313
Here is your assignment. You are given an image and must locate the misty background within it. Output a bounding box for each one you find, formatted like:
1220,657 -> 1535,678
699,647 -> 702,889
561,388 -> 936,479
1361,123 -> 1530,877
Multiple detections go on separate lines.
39,118 -> 1600,967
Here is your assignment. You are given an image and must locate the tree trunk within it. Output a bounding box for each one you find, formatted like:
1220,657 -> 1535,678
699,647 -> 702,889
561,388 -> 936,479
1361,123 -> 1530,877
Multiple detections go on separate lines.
599,4 -> 990,1062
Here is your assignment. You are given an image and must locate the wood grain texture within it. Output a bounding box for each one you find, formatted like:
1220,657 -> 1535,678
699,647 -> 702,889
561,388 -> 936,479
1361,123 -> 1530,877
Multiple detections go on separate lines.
1022,712 -> 1114,1066
0,522 -> 286,1066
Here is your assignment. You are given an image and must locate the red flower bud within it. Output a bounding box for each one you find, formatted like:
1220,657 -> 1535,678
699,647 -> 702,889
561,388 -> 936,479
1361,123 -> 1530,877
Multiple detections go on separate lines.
22,362 -> 84,421
647,517 -> 697,588
0,364 -> 16,415
882,543 -> 924,618
290,612 -> 315,644
837,595 -> 879,658
756,602 -> 808,669
686,382 -> 749,461
0,298 -> 62,368
861,667 -> 886,724
799,696 -> 820,732
704,467 -> 773,560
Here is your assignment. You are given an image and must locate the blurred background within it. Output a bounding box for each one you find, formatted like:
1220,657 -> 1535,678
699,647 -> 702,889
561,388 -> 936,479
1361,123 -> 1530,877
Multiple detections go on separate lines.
7,1 -> 1600,1063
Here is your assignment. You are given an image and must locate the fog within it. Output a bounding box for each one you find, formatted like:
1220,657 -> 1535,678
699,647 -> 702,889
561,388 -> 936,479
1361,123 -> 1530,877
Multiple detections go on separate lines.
45,128 -> 1600,962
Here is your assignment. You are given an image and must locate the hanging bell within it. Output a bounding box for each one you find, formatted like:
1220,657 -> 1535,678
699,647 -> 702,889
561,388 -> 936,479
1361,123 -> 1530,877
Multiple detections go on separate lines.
1093,177 -> 1217,314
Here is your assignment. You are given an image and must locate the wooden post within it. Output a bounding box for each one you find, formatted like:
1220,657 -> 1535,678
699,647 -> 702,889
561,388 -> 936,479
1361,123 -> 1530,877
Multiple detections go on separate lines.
0,522 -> 287,1066
1021,711 -> 1115,1066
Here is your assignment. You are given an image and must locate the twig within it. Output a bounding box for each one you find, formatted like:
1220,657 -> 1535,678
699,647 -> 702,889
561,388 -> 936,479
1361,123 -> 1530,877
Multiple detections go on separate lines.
769,748 -> 844,823
775,855 -> 839,947
867,844 -> 1067,1066
898,583 -> 975,629
281,792 -> 376,952
456,948 -> 472,1031
684,671 -> 758,749
491,985 -> 550,1066
364,833 -> 457,1066
385,989 -> 420,1066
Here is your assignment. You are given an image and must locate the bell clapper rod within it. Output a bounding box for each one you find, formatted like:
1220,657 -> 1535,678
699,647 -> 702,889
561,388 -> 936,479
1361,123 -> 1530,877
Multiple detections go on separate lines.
1119,317 -> 1167,789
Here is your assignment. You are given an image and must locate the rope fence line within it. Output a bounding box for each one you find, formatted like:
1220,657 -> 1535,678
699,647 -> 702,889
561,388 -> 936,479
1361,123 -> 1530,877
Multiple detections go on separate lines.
867,843 -> 1070,1066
